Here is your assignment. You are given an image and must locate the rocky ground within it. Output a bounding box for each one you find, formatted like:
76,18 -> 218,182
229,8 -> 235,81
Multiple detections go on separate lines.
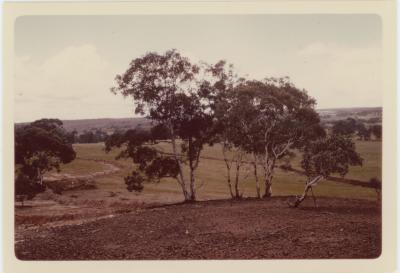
15,197 -> 381,260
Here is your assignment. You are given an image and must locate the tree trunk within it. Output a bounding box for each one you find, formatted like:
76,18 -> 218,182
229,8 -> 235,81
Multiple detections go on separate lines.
264,180 -> 272,198
222,145 -> 235,199
253,154 -> 261,198
234,161 -> 241,199
187,137 -> 197,202
37,168 -> 43,185
188,167 -> 196,202
226,171 -> 234,198
169,126 -> 190,201
291,176 -> 323,207
263,161 -> 275,198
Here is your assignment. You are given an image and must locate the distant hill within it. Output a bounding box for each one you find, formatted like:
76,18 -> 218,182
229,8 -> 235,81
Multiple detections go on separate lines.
317,107 -> 382,126
16,117 -> 151,134
60,117 -> 151,134
15,107 -> 382,134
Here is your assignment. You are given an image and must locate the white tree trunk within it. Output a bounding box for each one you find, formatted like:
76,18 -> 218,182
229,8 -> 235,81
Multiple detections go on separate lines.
253,153 -> 261,198
234,159 -> 241,198
263,160 -> 275,198
169,127 -> 190,201
291,175 -> 324,207
189,168 -> 196,201
222,145 -> 234,198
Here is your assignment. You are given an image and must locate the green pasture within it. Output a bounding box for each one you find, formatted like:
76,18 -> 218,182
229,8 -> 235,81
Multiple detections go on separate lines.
59,140 -> 381,202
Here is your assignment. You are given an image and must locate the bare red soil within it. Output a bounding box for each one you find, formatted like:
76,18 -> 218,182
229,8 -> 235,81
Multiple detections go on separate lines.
15,197 -> 381,260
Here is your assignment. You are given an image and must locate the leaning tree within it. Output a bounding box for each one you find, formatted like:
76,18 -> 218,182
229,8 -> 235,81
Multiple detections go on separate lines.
15,119 -> 76,204
110,49 -> 219,201
288,134 -> 363,207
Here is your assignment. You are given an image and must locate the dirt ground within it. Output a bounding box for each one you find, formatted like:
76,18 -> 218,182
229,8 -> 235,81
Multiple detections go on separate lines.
15,197 -> 381,260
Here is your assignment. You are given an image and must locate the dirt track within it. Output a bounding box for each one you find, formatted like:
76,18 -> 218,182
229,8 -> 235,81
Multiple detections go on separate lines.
15,197 -> 380,260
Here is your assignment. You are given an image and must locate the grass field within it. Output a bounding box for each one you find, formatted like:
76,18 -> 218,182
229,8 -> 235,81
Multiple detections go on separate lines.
60,139 -> 381,202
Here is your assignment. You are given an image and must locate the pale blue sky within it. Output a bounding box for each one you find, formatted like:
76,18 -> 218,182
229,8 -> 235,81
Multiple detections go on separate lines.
15,15 -> 382,122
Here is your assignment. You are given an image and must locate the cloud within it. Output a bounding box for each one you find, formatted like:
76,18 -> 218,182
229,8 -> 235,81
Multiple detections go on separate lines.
295,43 -> 382,108
15,45 -> 134,122
249,42 -> 382,109
15,42 -> 382,122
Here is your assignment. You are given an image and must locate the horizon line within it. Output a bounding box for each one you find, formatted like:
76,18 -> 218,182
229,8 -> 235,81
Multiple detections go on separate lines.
14,106 -> 382,124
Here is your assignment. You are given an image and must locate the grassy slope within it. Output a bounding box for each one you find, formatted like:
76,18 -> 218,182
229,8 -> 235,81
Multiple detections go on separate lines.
60,139 -> 380,202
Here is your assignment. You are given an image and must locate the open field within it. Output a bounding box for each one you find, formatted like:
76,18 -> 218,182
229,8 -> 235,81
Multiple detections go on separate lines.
60,139 -> 380,202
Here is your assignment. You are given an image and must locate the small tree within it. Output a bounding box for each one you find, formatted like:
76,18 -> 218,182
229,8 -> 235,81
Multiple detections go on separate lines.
288,134 -> 363,207
371,125 -> 382,140
369,177 -> 381,203
331,118 -> 357,136
356,123 -> 371,141
15,119 -> 76,205
15,173 -> 46,206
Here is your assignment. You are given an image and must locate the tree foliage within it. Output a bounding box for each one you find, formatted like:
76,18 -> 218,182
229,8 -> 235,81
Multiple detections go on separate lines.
370,124 -> 382,140
332,118 -> 375,141
331,118 -> 357,136
223,78 -> 325,198
105,128 -> 180,193
301,134 -> 363,178
76,129 -> 108,143
15,119 -> 76,204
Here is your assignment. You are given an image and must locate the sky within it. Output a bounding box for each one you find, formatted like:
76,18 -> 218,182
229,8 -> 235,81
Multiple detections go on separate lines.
14,15 -> 382,122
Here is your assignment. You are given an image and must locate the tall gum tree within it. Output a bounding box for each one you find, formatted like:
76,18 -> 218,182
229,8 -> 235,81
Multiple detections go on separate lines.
235,78 -> 325,198
219,85 -> 264,198
209,61 -> 252,198
111,49 -> 217,201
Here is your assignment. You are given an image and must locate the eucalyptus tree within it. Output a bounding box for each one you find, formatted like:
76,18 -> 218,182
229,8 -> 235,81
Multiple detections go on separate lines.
15,119 -> 76,204
222,84 -> 264,198
289,134 -> 363,207
234,78 -> 325,198
111,49 -> 218,201
210,61 -> 253,198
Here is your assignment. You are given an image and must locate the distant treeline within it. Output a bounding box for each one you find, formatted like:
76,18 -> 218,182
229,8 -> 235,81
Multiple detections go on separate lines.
327,117 -> 381,141
69,129 -> 109,144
